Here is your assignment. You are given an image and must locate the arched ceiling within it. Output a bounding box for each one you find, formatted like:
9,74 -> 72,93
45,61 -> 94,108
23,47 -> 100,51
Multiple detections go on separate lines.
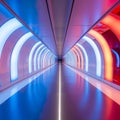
1,0 -> 119,58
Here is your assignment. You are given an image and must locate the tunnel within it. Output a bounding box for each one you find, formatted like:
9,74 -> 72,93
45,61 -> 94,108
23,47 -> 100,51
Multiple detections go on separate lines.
0,0 -> 120,120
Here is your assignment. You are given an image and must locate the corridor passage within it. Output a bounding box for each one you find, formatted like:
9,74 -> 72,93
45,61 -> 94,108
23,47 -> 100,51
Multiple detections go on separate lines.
0,64 -> 120,120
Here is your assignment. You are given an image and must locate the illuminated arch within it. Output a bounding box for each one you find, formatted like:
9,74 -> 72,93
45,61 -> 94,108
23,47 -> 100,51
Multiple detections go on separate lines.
11,32 -> 33,81
0,18 -> 22,57
68,50 -> 77,66
37,47 -> 47,70
42,50 -> 50,68
33,45 -> 44,71
71,47 -> 80,68
74,45 -> 84,70
76,43 -> 89,72
83,36 -> 102,77
29,41 -> 41,73
88,29 -> 113,81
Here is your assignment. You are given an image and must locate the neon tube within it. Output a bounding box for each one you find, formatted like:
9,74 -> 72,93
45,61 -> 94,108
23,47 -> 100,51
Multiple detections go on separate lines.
83,36 -> 102,77
0,18 -> 22,57
71,48 -> 80,68
112,49 -> 120,67
77,43 -> 89,72
74,46 -> 84,70
37,47 -> 47,70
88,30 -> 113,81
33,45 -> 44,71
42,50 -> 50,68
29,42 -> 41,73
11,32 -> 33,81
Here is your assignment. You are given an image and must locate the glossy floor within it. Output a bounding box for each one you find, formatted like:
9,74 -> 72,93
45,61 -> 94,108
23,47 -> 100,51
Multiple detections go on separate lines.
0,64 -> 120,120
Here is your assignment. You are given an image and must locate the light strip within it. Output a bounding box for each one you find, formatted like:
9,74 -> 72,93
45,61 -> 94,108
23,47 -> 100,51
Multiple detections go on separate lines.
74,46 -> 84,70
112,49 -> 120,67
11,32 -> 33,81
58,63 -> 61,120
83,36 -> 102,76
42,50 -> 50,68
0,18 -> 22,57
71,48 -> 81,69
37,47 -> 47,70
77,43 -> 89,72
88,30 -> 113,81
68,52 -> 76,66
34,45 -> 44,71
29,42 -> 41,73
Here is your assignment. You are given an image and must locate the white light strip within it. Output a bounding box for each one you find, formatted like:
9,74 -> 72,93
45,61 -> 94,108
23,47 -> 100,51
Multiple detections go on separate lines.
77,43 -> 89,72
42,50 -> 50,68
65,64 -> 120,105
29,42 -> 41,73
83,36 -> 102,76
112,49 -> 120,67
0,64 -> 55,105
11,32 -> 33,81
0,18 -> 23,57
37,47 -> 47,69
34,45 -> 44,71
58,63 -> 61,120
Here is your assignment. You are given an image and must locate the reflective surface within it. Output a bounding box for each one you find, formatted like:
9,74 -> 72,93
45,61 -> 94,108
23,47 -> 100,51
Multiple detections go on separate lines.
0,64 -> 120,120
0,65 -> 58,120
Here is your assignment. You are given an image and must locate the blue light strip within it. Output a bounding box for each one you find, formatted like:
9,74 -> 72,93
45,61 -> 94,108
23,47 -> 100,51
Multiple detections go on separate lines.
11,32 -> 33,81
112,49 -> 120,67
0,18 -> 22,57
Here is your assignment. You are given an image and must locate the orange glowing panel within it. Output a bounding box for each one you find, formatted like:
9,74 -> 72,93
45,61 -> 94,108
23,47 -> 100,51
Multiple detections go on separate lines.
74,46 -> 84,70
88,30 -> 113,81
101,14 -> 120,40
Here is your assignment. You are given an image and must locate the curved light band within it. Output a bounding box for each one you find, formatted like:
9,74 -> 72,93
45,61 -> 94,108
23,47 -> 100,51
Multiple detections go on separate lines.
11,32 -> 33,81
38,47 -> 47,69
83,36 -> 102,77
74,46 -> 84,70
71,48 -> 80,69
0,18 -> 22,57
77,43 -> 88,72
34,45 -> 44,71
112,49 -> 120,67
42,50 -> 50,68
29,42 -> 41,73
88,30 -> 113,81
66,52 -> 71,65
68,51 -> 78,66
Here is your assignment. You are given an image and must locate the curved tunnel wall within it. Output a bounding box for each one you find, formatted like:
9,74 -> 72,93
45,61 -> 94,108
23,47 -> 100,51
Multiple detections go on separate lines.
0,4 -> 56,91
64,8 -> 120,86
